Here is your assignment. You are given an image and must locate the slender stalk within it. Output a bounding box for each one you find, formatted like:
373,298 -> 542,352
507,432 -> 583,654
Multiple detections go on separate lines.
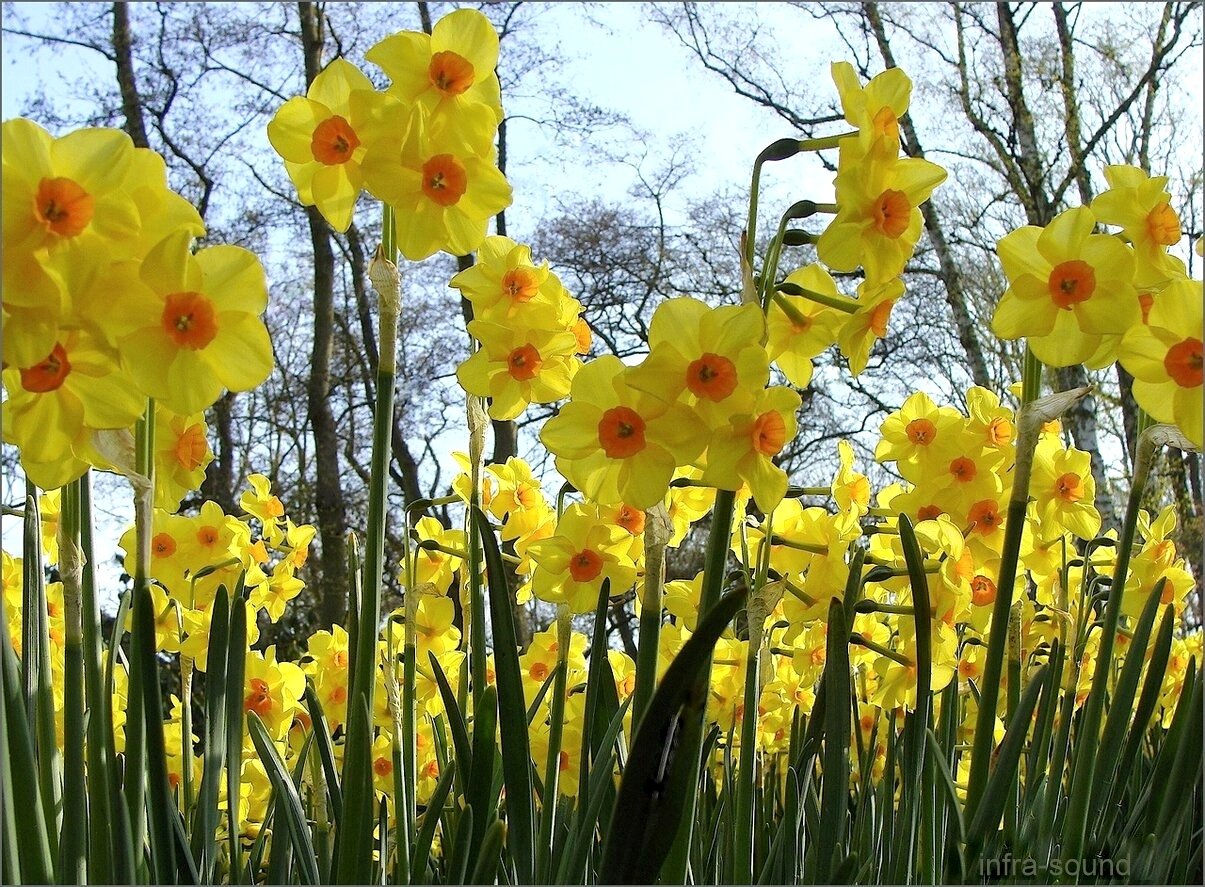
774,281 -> 861,314
23,479 -> 61,862
337,218 -> 400,883
633,503 -> 670,723
537,606 -> 571,881
660,488 -> 737,883
58,479 -> 87,884
465,394 -> 490,706
77,474 -> 117,883
1061,425 -> 1165,862
965,377 -> 1085,824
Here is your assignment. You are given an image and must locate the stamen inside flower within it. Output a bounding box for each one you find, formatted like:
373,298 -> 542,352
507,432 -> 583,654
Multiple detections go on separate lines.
1146,202 -> 1181,246
615,504 -> 644,535
35,177 -> 94,237
1054,472 -> 1084,502
752,410 -> 787,456
686,353 -> 739,401
175,423 -> 208,471
502,267 -> 540,303
506,343 -> 543,381
152,533 -> 177,558
1048,260 -> 1096,309
310,115 -> 360,165
598,406 -> 646,458
428,50 -> 476,95
569,549 -> 604,582
1165,338 -> 1203,388
421,154 -> 468,206
949,456 -> 977,482
905,418 -> 937,445
871,189 -> 911,238
868,300 -> 895,338
968,499 -> 1002,534
245,678 -> 273,717
162,292 -> 219,350
19,343 -> 72,393
971,574 -> 997,607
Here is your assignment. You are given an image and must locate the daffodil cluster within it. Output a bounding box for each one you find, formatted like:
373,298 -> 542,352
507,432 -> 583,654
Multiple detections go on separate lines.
992,164 -> 1200,447
268,9 -> 511,259
452,236 -> 588,420
1,120 -> 273,491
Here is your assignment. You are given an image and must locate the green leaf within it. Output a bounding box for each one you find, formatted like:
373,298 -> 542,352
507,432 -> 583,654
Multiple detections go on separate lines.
467,683 -> 500,863
131,580 -> 179,883
555,698 -> 632,885
1089,578 -> 1166,831
599,584 -> 748,884
816,597 -> 851,883
1,608 -> 53,884
225,593 -> 248,879
474,505 -> 535,884
895,514 -> 932,883
411,759 -> 456,884
965,664 -> 1048,862
430,650 -> 473,795
469,818 -> 506,884
304,682 -> 344,825
248,713 -> 320,885
446,805 -> 475,886
191,585 -> 230,878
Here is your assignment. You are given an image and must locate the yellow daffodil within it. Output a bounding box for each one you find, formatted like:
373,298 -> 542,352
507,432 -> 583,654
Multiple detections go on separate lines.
992,206 -> 1138,367
1118,277 -> 1202,447
458,321 -> 580,420
154,405 -> 213,512
1091,164 -> 1186,286
366,8 -> 503,144
818,149 -> 946,283
701,385 -> 801,513
111,231 -> 273,415
830,61 -> 911,159
766,265 -> 843,387
837,277 -> 905,375
449,235 -> 566,323
627,297 -> 769,426
2,328 -> 144,489
361,109 -> 511,261
528,503 -> 638,612
540,355 -> 706,509
267,58 -> 401,231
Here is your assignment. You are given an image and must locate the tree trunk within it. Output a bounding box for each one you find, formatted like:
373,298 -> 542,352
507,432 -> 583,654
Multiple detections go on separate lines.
299,1 -> 350,628
111,3 -> 149,148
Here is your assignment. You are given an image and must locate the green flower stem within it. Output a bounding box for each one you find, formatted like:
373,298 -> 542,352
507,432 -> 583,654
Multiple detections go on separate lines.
181,653 -> 195,818
76,474 -> 117,882
660,487 -> 737,884
798,134 -> 852,152
850,633 -> 913,667
734,520 -> 775,885
537,606 -> 571,881
633,510 -> 668,725
965,372 -> 1083,828
58,480 -> 87,883
774,281 -> 860,314
465,395 -> 490,708
1061,424 -> 1166,863
855,600 -> 937,618
338,220 -> 401,883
